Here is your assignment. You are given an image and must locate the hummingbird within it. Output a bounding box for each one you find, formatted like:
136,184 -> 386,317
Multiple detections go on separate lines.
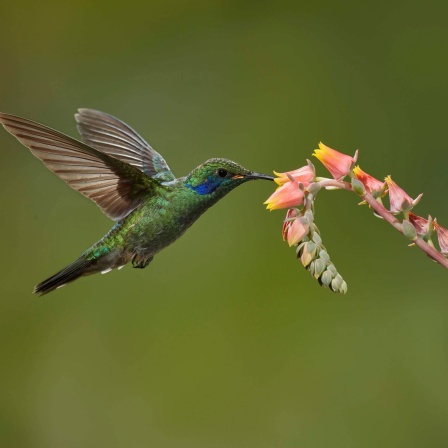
0,109 -> 274,295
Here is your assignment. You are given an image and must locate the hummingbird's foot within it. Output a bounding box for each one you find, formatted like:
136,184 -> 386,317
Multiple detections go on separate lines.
131,254 -> 154,269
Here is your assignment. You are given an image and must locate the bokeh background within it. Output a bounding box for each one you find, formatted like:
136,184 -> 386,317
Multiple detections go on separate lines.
1,1 -> 448,447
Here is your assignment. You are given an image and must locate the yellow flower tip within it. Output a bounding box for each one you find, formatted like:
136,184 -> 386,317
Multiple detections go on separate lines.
312,150 -> 323,162
264,199 -> 278,210
353,165 -> 361,176
273,170 -> 288,186
384,175 -> 393,184
313,142 -> 332,162
318,142 -> 335,154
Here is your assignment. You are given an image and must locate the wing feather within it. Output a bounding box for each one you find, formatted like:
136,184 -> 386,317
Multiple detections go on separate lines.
75,109 -> 175,182
0,113 -> 158,221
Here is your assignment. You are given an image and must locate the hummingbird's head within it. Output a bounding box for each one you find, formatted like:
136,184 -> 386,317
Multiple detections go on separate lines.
185,158 -> 274,197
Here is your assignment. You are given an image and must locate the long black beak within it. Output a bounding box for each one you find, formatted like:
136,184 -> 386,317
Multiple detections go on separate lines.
246,172 -> 275,181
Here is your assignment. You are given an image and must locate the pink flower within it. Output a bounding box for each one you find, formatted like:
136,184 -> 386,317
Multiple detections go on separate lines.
313,142 -> 357,180
282,208 -> 299,240
281,209 -> 309,246
286,217 -> 310,246
274,165 -> 314,186
434,220 -> 448,255
353,166 -> 385,194
408,212 -> 429,235
264,181 -> 305,210
385,176 -> 423,214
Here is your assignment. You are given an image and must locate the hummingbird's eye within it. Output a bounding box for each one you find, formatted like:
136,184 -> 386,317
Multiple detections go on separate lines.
217,169 -> 228,178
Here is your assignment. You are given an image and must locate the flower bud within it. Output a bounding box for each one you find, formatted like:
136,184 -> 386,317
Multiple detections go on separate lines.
287,216 -> 310,246
351,178 -> 366,196
296,240 -> 307,256
311,230 -> 322,246
282,208 -> 299,240
320,269 -> 333,286
331,274 -> 343,291
319,249 -> 330,264
301,242 -> 317,267
402,220 -> 418,241
313,258 -> 326,279
327,264 -> 337,276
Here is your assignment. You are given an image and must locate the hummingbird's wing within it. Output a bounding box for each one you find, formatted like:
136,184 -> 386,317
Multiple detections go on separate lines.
75,109 -> 175,182
0,113 -> 160,221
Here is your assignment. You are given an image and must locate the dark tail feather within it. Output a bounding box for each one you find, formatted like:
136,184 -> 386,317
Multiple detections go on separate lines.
34,256 -> 93,296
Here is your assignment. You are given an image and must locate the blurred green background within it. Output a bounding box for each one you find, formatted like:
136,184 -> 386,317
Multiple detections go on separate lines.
1,1 -> 448,447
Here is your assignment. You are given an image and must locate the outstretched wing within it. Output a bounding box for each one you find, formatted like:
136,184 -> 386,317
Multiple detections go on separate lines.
0,113 -> 159,221
75,108 -> 175,182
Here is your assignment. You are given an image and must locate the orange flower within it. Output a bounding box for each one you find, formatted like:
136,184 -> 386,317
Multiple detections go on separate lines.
385,176 -> 423,214
353,166 -> 385,194
274,165 -> 314,186
313,142 -> 357,180
264,181 -> 305,210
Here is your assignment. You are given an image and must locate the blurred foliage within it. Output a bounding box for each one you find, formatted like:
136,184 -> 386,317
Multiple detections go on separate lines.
1,1 -> 448,447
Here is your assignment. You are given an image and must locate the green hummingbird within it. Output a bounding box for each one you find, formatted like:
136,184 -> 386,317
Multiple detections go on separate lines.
0,109 -> 274,295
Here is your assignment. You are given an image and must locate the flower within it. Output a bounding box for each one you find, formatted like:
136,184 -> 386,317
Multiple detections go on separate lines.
313,142 -> 357,180
408,212 -> 429,235
287,217 -> 310,246
353,166 -> 385,194
282,210 -> 309,246
282,208 -> 299,240
274,165 -> 314,186
385,176 -> 423,214
264,181 -> 305,210
434,220 -> 448,255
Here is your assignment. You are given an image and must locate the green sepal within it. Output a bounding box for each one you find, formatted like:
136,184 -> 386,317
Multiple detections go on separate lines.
402,220 -> 418,241
351,178 -> 366,196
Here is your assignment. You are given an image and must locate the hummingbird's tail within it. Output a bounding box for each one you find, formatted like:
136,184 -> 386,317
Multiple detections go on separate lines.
34,256 -> 93,296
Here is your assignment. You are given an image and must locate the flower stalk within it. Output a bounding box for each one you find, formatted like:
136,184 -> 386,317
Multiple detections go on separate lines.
313,179 -> 448,270
265,142 -> 448,294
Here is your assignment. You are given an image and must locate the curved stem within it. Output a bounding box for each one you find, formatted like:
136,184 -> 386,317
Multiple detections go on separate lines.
317,179 -> 448,270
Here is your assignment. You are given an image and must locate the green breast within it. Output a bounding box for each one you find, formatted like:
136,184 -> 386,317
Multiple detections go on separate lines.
113,184 -> 217,254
